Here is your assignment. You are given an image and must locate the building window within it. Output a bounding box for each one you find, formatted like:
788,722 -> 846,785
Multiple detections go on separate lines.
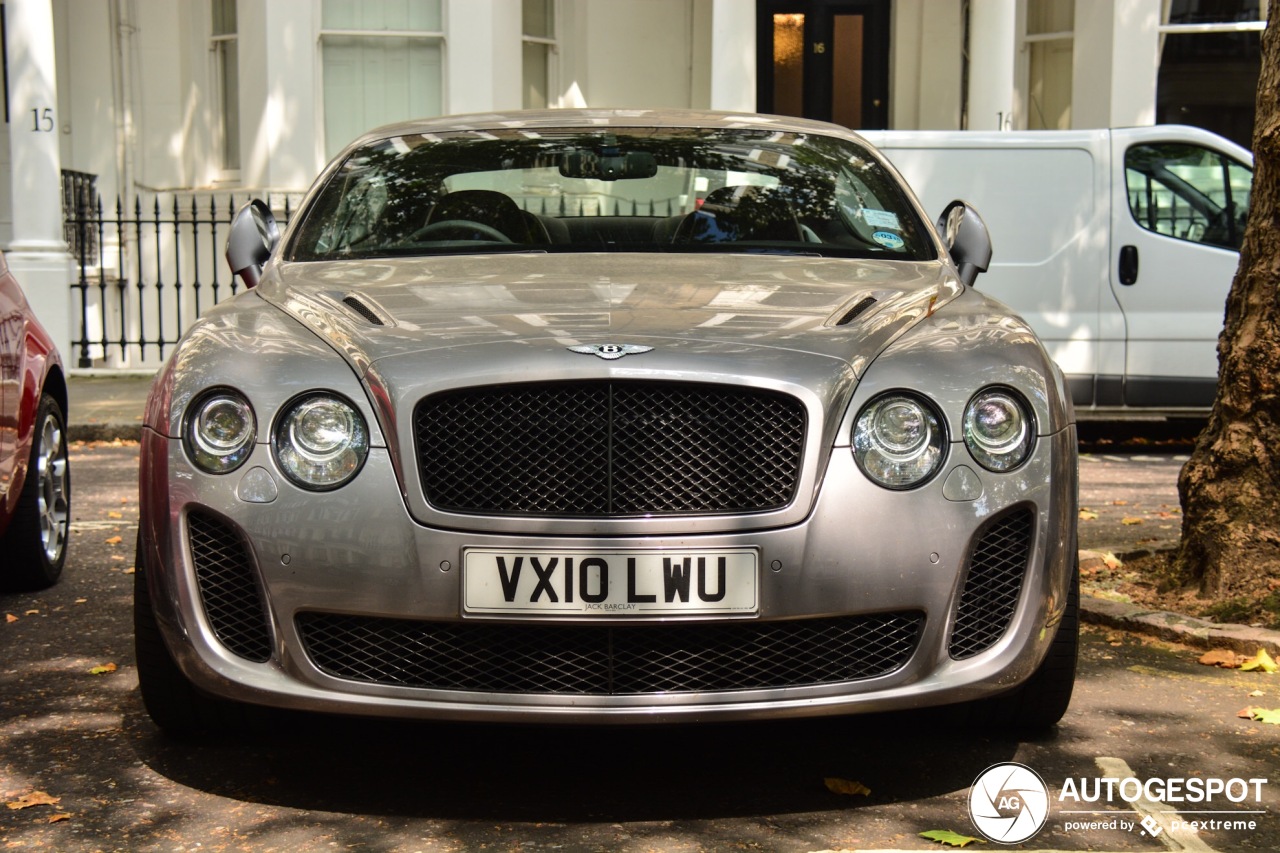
522,0 -> 556,109
1024,0 -> 1073,130
1157,0 -> 1267,149
211,0 -> 240,171
320,0 -> 444,159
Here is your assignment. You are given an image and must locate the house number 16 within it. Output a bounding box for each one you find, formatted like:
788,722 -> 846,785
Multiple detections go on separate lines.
31,108 -> 54,132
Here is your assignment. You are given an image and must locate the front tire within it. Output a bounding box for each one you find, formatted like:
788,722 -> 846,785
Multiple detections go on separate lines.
1,394 -> 70,591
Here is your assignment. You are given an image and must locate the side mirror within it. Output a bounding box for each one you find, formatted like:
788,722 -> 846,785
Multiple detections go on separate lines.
226,199 -> 280,289
936,201 -> 992,287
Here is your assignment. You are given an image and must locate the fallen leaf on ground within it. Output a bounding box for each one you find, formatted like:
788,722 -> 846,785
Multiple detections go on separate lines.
47,813 -> 72,823
5,614 -> 16,623
1249,690 -> 1265,698
824,777 -> 871,796
920,829 -> 985,847
123,567 -> 136,574
1199,649 -> 1244,668
1103,552 -> 1123,570
89,662 -> 117,675
1241,707 -> 1280,725
107,511 -> 123,519
1121,517 -> 1144,525
1079,509 -> 1099,520
1241,649 -> 1278,673
7,791 -> 60,810
105,535 -> 123,545
24,609 -> 38,616
1112,500 -> 1129,507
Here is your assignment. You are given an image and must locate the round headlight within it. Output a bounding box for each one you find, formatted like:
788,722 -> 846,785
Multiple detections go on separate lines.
853,393 -> 946,489
964,389 -> 1033,472
184,390 -> 256,474
273,393 -> 369,490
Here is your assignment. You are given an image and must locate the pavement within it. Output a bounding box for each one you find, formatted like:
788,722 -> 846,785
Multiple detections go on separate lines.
66,371 -> 155,443
62,371 -> 1280,659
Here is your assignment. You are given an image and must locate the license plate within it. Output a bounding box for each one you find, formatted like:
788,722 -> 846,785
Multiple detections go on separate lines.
463,548 -> 758,616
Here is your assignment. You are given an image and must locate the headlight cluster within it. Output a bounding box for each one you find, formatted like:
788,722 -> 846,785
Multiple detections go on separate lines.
853,393 -> 945,489
852,387 -> 1034,489
963,388 -> 1033,472
183,389 -> 369,490
273,393 -> 369,489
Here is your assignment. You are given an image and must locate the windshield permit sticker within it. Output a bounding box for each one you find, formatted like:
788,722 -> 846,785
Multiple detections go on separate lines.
872,231 -> 905,250
864,209 -> 901,230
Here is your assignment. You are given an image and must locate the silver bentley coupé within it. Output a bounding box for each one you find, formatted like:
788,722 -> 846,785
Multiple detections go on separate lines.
135,109 -> 1078,734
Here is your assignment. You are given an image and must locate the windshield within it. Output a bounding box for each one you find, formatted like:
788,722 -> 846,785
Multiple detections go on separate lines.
287,127 -> 936,262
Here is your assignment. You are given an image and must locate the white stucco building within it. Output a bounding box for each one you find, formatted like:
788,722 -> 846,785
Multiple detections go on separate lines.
0,0 -> 1267,366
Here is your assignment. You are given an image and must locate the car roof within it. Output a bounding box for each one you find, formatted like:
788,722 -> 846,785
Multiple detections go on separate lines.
350,108 -> 860,148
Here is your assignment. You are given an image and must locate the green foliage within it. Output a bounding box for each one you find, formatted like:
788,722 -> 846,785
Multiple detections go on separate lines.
1205,596 -> 1256,624
920,829 -> 986,847
1203,593 -> 1280,629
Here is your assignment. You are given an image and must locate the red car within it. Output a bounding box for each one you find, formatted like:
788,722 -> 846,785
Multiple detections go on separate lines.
0,251 -> 69,590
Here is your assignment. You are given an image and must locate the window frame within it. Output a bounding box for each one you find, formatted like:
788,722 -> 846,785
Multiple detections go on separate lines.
1018,0 -> 1074,131
317,2 -> 446,160
209,0 -> 241,180
521,0 -> 559,110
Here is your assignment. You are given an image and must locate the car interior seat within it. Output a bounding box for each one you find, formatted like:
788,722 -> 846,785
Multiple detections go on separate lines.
424,189 -> 536,243
674,185 -> 803,244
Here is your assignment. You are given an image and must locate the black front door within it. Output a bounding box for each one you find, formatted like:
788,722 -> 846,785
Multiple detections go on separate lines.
756,0 -> 890,129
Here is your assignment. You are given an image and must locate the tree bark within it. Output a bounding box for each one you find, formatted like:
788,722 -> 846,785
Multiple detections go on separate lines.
1176,4 -> 1280,598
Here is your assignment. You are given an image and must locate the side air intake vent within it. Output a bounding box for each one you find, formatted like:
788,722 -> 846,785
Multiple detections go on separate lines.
342,295 -> 385,326
835,296 -> 877,326
188,511 -> 273,662
949,508 -> 1035,659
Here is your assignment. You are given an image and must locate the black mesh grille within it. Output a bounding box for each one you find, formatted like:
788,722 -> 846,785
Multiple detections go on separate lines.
948,508 -> 1035,660
415,381 -> 806,516
296,612 -> 923,695
188,511 -> 272,663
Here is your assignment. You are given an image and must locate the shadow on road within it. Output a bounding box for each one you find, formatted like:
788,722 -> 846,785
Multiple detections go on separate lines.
131,705 -> 1026,823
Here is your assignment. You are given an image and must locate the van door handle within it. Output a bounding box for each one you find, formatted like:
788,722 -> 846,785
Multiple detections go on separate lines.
1119,245 -> 1139,285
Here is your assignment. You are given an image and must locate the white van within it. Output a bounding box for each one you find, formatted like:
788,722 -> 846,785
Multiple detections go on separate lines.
861,126 -> 1253,415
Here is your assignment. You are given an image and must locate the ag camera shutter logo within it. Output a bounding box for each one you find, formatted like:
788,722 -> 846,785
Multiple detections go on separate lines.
969,763 -> 1050,843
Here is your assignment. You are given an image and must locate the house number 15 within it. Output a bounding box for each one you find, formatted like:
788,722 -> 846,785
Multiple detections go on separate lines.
31,108 -> 54,132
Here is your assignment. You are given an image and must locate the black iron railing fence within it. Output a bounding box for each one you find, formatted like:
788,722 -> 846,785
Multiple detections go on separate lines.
61,177 -> 689,369
64,186 -> 295,368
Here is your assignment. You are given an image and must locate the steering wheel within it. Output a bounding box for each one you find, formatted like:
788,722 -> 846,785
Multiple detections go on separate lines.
411,219 -> 512,242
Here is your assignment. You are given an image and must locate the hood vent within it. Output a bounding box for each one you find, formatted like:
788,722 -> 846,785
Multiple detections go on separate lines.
341,294 -> 386,326
834,296 -> 877,326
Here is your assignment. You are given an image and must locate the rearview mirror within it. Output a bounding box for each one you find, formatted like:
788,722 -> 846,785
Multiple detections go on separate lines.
560,150 -> 658,181
936,201 -> 992,287
226,199 -> 280,289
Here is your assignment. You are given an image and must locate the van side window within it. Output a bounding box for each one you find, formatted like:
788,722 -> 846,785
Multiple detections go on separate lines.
1125,143 -> 1252,251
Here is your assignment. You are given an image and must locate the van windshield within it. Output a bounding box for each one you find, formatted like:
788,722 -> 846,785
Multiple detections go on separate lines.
287,127 -> 935,262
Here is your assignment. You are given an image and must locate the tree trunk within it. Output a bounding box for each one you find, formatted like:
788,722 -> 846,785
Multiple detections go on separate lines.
1176,5 -> 1280,599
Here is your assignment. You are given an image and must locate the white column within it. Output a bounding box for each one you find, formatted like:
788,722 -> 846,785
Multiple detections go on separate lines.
4,0 -> 74,359
1071,0 -> 1158,129
1107,0 -> 1159,126
446,0 -> 512,114
966,0 -> 1017,129
237,0 -> 320,187
709,0 -> 755,112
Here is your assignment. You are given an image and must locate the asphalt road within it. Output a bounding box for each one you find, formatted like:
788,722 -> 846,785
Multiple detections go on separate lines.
2,443 -> 1278,852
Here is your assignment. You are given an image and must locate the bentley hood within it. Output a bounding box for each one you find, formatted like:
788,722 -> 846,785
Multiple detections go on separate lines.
259,253 -> 960,382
